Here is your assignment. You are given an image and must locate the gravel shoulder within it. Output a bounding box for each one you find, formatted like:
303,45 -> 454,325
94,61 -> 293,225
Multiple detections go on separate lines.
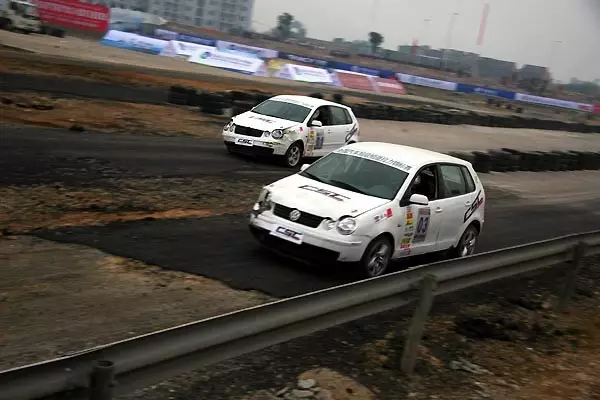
0,235 -> 272,371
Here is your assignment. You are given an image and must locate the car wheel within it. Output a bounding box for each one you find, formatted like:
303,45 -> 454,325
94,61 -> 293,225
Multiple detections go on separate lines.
455,225 -> 479,257
358,236 -> 393,278
283,142 -> 303,168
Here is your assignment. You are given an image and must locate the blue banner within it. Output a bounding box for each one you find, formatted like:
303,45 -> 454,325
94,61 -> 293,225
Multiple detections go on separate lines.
176,33 -> 216,47
326,61 -> 395,79
456,84 -> 516,100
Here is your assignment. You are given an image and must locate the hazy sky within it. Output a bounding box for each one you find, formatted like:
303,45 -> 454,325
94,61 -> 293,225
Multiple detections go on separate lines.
252,0 -> 600,82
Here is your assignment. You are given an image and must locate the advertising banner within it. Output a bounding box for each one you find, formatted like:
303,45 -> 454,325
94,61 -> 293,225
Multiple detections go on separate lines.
456,83 -> 516,100
278,52 -> 329,68
100,30 -> 167,54
372,77 -> 407,95
275,63 -> 333,84
159,40 -> 214,59
514,93 -> 595,112
35,0 -> 109,32
332,70 -> 375,91
397,73 -> 458,91
328,61 -> 382,77
215,40 -> 278,59
177,33 -> 216,47
154,28 -> 179,40
188,49 -> 267,76
595,104 -> 600,115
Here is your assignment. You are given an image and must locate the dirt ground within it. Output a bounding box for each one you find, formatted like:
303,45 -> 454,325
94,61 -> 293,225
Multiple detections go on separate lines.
0,92 -> 225,137
0,175 -> 267,233
0,235 -> 272,371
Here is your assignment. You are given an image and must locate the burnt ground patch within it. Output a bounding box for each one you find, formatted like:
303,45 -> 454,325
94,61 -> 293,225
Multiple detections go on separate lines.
35,198 -> 600,298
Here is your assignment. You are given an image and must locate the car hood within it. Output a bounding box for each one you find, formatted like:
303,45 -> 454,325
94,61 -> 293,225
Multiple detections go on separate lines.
233,112 -> 300,132
269,174 -> 390,220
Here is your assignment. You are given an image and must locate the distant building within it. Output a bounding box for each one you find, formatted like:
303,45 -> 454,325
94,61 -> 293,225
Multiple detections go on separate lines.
88,0 -> 255,32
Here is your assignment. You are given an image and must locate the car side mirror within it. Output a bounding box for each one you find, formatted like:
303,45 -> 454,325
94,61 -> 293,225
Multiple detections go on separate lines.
300,164 -> 310,172
408,193 -> 429,206
310,120 -> 323,127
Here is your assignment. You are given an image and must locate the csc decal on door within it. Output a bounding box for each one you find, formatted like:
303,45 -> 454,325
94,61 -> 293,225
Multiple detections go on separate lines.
464,190 -> 484,222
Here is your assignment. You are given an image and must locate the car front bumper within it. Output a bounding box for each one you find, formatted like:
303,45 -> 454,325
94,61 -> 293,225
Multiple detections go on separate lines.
249,208 -> 368,263
223,131 -> 288,156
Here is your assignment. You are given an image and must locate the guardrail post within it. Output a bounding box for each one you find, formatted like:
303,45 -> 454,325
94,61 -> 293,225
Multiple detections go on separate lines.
557,241 -> 586,312
400,274 -> 437,375
89,360 -> 115,400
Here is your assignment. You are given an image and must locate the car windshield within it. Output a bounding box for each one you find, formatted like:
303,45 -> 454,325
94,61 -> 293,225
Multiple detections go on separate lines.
300,152 -> 409,200
251,100 -> 312,123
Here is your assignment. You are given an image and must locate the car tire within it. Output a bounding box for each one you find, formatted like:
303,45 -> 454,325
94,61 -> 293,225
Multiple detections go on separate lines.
452,225 -> 479,258
282,141 -> 303,168
357,235 -> 393,278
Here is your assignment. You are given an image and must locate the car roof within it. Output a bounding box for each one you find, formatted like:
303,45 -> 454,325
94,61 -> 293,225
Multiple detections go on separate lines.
341,142 -> 472,170
270,95 -> 350,109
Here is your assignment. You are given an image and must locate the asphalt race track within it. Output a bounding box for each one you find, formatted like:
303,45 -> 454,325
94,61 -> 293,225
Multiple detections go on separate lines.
4,125 -> 600,298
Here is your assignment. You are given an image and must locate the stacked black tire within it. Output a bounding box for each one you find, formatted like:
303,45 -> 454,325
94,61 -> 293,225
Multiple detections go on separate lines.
448,149 -> 600,173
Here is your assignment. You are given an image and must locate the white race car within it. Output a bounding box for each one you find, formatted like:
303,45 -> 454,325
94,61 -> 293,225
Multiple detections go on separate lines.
222,95 -> 360,167
249,142 -> 486,278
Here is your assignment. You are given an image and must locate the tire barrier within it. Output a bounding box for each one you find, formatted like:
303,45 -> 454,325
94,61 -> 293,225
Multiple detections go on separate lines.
167,86 -> 192,106
50,29 -> 65,38
453,149 -> 600,174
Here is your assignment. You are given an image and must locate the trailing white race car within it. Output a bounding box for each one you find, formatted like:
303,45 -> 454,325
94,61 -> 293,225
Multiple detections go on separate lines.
222,95 -> 360,167
249,142 -> 486,278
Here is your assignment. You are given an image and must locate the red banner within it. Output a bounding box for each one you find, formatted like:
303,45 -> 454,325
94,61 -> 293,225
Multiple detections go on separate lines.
373,77 -> 407,95
595,104 -> 600,114
34,0 -> 109,32
335,71 -> 375,92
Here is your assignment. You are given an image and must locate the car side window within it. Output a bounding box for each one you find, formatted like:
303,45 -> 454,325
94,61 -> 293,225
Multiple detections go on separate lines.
329,106 -> 351,126
342,109 -> 354,124
461,166 -> 476,193
309,106 -> 334,126
407,165 -> 439,201
439,164 -> 468,198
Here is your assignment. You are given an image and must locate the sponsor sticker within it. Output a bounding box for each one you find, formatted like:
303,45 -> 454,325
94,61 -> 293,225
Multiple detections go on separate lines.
412,207 -> 431,243
235,138 -> 254,146
335,148 -> 412,172
270,225 -> 303,245
374,208 -> 393,223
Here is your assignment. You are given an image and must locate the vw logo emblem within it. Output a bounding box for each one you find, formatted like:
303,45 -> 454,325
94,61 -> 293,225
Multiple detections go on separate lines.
289,209 -> 301,221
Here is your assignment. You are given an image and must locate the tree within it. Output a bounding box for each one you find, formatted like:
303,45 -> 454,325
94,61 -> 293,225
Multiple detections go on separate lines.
276,12 -> 294,39
368,31 -> 384,54
290,20 -> 307,39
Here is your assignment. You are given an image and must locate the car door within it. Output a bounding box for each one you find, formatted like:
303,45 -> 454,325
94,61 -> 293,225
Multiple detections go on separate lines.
436,163 -> 478,250
396,164 -> 444,256
306,106 -> 330,156
328,106 -> 355,148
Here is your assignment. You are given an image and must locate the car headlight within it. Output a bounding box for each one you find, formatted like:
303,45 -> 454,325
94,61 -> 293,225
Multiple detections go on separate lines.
229,123 -> 236,132
271,129 -> 284,139
256,188 -> 273,210
337,217 -> 357,235
224,120 -> 233,131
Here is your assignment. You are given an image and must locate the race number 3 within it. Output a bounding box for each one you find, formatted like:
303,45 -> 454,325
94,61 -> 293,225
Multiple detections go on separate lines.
412,208 -> 431,243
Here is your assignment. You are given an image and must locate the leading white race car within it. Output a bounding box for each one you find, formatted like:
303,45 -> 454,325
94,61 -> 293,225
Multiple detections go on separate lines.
249,142 -> 486,278
222,95 -> 360,167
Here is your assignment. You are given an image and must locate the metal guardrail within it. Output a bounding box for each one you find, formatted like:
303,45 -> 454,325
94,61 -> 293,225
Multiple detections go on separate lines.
1,230 -> 599,400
